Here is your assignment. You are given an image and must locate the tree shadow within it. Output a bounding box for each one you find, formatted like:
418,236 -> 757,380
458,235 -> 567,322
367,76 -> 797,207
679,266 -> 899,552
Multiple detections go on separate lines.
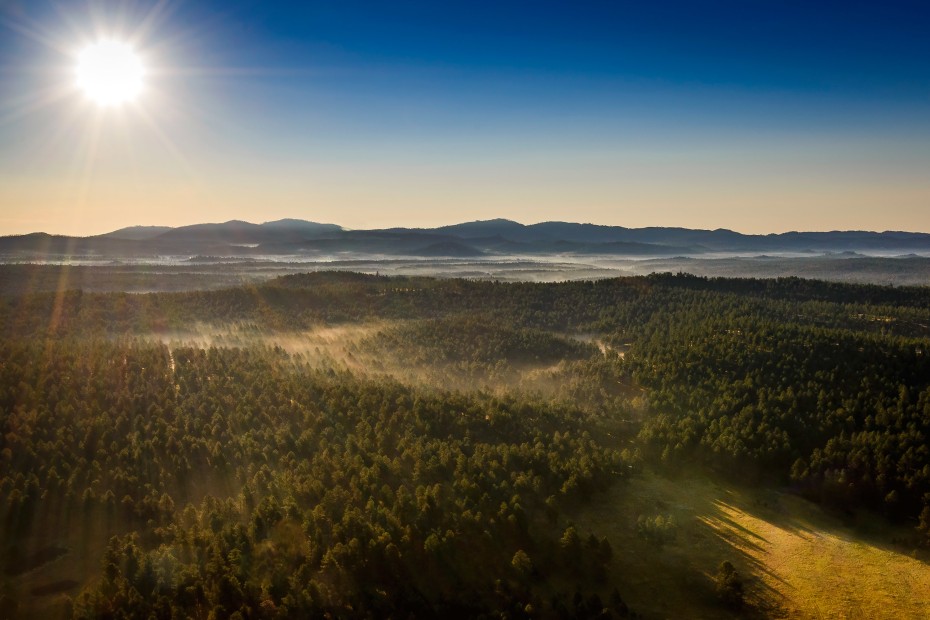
713,482 -> 926,564
570,469 -> 930,619
687,476 -> 930,619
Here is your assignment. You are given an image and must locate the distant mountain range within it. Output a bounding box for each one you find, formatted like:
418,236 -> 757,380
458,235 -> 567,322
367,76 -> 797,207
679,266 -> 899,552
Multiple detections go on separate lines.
2,218 -> 930,260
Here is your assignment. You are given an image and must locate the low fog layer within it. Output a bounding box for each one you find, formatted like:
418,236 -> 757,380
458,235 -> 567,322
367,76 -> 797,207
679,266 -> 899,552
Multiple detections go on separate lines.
2,252 -> 930,295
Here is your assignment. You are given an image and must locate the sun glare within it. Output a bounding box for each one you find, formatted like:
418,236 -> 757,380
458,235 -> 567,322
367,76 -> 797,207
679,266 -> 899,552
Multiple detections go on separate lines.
76,40 -> 144,106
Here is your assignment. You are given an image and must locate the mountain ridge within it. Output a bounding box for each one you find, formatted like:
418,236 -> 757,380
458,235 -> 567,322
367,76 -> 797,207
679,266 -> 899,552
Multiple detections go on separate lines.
2,218 -> 930,259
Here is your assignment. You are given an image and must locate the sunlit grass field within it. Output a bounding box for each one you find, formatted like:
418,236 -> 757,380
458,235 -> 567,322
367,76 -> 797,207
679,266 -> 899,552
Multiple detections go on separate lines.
572,470 -> 930,619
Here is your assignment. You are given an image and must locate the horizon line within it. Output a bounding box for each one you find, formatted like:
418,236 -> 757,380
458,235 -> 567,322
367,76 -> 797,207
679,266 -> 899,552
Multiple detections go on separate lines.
5,217 -> 930,239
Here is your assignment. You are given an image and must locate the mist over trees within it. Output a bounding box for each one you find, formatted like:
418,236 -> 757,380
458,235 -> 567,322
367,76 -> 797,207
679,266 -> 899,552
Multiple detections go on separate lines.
2,271 -> 930,617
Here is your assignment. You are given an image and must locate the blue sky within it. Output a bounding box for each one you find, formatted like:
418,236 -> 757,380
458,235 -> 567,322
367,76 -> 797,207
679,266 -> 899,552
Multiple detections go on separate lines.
1,0 -> 928,234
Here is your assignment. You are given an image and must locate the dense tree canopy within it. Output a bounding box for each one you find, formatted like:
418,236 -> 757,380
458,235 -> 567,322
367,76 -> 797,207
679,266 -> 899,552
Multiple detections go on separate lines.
2,271 -> 930,616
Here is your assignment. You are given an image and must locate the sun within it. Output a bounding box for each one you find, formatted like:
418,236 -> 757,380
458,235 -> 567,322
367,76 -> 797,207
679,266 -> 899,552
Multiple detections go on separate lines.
76,40 -> 145,106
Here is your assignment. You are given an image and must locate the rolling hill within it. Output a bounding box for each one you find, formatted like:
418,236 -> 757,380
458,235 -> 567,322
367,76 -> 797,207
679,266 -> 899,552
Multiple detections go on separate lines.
2,218 -> 929,260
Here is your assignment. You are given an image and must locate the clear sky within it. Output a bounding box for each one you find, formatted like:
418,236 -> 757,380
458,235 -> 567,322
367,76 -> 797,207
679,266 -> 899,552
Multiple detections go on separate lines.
1,0 -> 929,235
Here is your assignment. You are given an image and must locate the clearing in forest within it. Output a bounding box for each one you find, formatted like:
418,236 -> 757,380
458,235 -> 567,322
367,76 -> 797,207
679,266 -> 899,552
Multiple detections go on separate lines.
571,470 -> 930,619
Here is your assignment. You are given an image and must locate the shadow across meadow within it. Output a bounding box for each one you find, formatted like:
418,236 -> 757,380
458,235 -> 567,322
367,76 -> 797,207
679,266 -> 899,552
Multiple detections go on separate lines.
570,469 -> 930,620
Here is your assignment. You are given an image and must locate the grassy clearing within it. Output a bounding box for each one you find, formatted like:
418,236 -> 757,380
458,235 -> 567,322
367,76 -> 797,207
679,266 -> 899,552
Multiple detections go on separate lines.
570,470 -> 930,619
1,505 -> 128,619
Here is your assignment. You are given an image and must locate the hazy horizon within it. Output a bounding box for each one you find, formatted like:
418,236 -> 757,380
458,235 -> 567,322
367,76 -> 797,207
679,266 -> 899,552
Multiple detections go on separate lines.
7,215 -> 930,239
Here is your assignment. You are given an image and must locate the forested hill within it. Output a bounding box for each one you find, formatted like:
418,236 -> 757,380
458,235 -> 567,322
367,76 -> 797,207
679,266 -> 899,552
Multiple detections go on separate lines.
4,271 -> 930,513
4,271 -> 930,338
4,218 -> 930,258
2,271 -> 930,617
